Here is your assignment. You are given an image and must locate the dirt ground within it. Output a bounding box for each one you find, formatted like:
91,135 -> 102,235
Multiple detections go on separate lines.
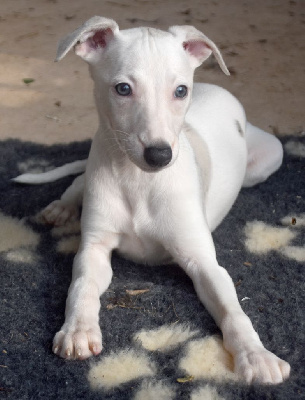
0,0 -> 304,144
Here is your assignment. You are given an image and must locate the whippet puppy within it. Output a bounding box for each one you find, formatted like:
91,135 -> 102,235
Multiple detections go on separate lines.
14,17 -> 290,384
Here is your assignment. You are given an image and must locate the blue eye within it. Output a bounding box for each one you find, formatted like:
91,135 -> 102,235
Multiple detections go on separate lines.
115,83 -> 132,96
174,85 -> 188,98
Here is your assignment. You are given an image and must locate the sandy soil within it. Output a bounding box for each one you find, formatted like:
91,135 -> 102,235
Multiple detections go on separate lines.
0,0 -> 304,144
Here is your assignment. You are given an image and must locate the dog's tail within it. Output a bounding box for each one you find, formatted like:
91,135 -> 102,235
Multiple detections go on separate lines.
12,159 -> 87,185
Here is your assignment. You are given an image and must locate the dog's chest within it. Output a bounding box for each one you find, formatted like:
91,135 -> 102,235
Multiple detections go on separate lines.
109,174 -> 172,265
118,230 -> 171,265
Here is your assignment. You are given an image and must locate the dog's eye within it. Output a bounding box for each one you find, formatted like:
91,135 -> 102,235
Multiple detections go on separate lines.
174,85 -> 188,99
115,83 -> 132,96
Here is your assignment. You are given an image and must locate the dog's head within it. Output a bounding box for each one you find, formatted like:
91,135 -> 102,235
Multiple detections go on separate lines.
56,17 -> 229,172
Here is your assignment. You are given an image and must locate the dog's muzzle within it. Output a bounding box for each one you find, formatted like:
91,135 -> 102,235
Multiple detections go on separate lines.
144,144 -> 172,168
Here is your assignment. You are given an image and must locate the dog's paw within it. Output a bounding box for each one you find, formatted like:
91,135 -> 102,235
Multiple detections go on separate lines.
235,347 -> 290,384
53,322 -> 103,360
41,200 -> 79,226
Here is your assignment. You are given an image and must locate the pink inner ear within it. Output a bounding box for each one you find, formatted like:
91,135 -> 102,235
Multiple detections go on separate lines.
88,28 -> 113,50
75,27 -> 114,59
183,40 -> 212,61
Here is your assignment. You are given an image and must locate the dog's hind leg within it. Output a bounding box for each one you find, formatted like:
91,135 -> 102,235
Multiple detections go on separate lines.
41,174 -> 84,226
242,123 -> 283,187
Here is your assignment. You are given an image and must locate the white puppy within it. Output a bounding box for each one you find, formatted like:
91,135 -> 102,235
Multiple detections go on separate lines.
15,17 -> 290,384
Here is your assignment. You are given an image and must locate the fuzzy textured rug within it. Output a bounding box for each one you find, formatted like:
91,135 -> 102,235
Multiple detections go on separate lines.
0,137 -> 304,400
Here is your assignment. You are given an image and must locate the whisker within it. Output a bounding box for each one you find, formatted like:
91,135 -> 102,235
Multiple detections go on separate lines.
114,129 -> 132,136
100,127 -> 142,163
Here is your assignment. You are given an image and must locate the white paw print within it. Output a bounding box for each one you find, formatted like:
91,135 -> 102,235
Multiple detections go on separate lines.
87,323 -> 234,399
244,213 -> 305,262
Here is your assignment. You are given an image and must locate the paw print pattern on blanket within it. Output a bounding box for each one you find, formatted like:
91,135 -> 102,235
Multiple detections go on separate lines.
51,220 -> 81,254
88,324 -> 234,399
17,157 -> 53,175
243,139 -> 305,263
0,212 -> 40,264
244,213 -> 305,262
284,140 -> 305,158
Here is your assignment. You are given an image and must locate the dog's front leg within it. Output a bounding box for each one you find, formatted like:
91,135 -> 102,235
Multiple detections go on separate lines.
53,238 -> 115,359
167,222 -> 290,384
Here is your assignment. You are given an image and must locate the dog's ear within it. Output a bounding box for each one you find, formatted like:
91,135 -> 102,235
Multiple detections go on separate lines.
168,25 -> 230,75
55,16 -> 119,63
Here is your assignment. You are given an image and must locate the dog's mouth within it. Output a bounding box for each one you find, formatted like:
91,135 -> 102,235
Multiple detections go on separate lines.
124,152 -> 172,173
138,163 -> 171,173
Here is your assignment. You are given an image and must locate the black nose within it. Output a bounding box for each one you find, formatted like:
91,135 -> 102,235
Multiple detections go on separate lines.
144,144 -> 172,167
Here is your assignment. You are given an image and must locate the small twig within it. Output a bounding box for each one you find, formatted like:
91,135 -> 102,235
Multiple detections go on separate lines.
117,304 -> 143,310
126,289 -> 150,296
172,300 -> 180,320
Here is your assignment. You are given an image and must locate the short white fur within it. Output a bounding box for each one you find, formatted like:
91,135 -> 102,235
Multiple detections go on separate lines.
15,16 -> 289,384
